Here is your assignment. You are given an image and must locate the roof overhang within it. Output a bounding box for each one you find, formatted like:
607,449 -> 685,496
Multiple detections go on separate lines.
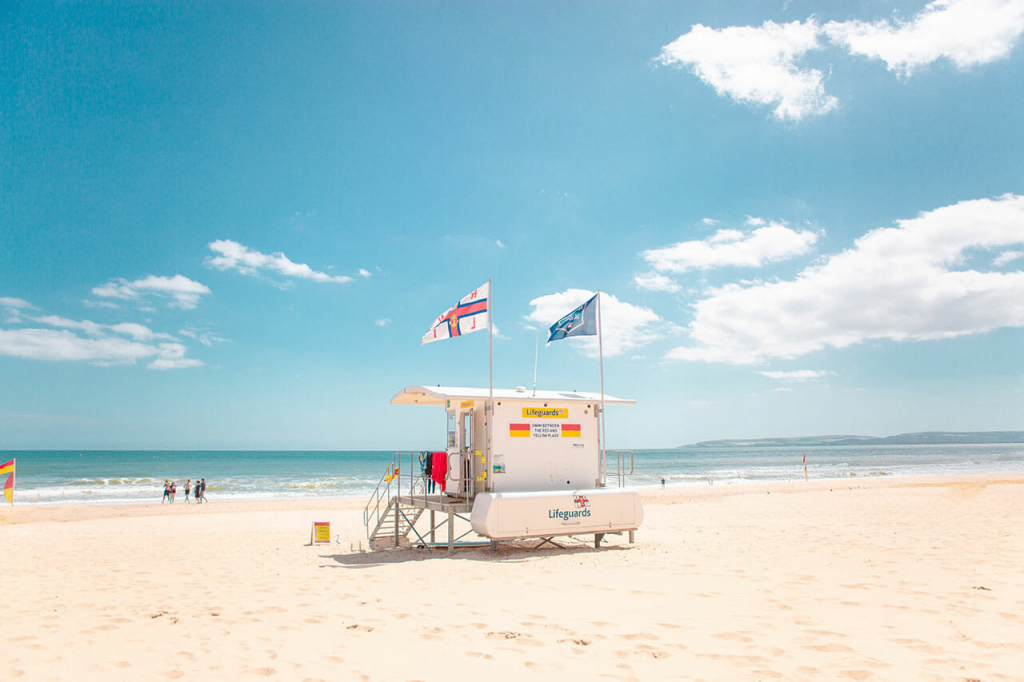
390,385 -> 635,407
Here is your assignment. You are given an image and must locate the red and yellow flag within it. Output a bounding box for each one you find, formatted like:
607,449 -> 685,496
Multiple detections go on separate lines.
1,458 -> 13,505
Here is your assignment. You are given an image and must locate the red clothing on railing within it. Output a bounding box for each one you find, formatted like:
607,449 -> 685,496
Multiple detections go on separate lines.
431,451 -> 447,493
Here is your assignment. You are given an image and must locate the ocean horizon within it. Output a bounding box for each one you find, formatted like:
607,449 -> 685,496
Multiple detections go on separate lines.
4,443 -> 1024,507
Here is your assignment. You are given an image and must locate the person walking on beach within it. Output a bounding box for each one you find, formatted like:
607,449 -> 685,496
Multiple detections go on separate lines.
199,478 -> 207,503
195,477 -> 202,503
184,479 -> 191,503
162,480 -> 170,503
170,480 -> 177,503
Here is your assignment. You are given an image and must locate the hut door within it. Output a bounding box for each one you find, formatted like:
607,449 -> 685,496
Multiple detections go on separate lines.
461,410 -> 474,494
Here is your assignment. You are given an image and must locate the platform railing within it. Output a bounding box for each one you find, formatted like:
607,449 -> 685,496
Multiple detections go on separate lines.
603,450 -> 635,488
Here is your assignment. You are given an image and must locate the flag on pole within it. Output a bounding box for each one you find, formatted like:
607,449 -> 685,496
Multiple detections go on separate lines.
547,293 -> 598,344
1,458 -> 14,505
803,452 -> 807,479
422,281 -> 490,345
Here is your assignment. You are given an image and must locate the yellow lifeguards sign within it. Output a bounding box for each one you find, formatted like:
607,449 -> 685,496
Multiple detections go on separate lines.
311,521 -> 331,545
522,407 -> 567,419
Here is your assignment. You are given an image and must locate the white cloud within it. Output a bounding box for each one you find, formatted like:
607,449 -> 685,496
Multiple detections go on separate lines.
757,369 -> 833,382
33,316 -> 176,343
667,194 -> 1024,364
109,323 -> 176,342
525,289 -> 665,357
359,269 -> 371,278
148,343 -> 204,370
0,328 -> 160,365
0,307 -> 202,370
642,222 -> 818,273
207,239 -> 353,284
496,239 -> 506,249
92,274 -> 210,309
375,318 -> 392,327
0,297 -> 34,310
745,216 -> 767,227
1,296 -> 35,322
34,315 -> 106,337
825,0 -> 1024,78
702,218 -> 720,225
659,19 -> 838,121
635,272 -> 682,293
660,1 -> 1024,121
993,249 -> 1023,267
178,328 -> 229,346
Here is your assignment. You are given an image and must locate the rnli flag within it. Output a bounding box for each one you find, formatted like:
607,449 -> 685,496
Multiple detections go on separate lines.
422,281 -> 490,345
1,458 -> 13,505
547,293 -> 598,344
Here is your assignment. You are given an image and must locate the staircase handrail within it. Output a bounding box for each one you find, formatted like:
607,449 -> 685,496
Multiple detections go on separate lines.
363,459 -> 396,539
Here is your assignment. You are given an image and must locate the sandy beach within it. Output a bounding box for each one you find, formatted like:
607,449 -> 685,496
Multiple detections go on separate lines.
3,474 -> 1022,681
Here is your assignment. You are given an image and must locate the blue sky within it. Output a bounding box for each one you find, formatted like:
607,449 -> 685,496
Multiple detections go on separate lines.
2,0 -> 1022,450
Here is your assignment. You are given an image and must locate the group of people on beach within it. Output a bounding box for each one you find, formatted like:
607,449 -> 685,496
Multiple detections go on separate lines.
162,478 -> 206,504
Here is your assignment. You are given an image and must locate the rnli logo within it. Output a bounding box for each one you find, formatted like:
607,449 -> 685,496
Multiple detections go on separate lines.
573,494 -> 590,509
449,318 -> 459,334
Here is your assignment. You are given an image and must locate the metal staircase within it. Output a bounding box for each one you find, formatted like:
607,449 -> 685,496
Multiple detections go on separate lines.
363,455 -> 428,545
369,498 -> 423,543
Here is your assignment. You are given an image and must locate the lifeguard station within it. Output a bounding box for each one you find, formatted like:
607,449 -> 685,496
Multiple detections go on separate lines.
363,385 -> 643,553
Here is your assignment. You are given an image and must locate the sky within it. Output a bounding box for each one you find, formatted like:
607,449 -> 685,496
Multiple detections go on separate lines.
2,0 -> 1023,450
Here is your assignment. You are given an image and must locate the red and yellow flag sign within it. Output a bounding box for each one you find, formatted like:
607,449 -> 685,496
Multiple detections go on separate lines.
509,423 -> 530,438
561,424 -> 581,438
1,458 -> 13,505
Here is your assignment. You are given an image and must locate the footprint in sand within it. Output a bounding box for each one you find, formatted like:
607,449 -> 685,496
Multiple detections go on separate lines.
804,643 -> 855,653
486,631 -> 520,640
557,638 -> 591,646
243,667 -> 276,676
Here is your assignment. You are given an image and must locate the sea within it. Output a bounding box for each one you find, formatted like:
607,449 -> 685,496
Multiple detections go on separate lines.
4,444 -> 1024,507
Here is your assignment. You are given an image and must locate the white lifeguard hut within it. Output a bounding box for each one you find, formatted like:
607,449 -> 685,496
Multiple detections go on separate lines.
363,384 -> 642,553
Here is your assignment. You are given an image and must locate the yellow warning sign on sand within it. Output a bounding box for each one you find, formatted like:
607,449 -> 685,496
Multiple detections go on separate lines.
311,521 -> 331,545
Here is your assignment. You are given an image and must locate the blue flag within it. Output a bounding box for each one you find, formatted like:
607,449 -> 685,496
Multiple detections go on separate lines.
547,293 -> 598,344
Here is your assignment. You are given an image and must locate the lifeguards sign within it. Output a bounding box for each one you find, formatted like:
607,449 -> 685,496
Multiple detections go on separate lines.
311,521 -> 331,545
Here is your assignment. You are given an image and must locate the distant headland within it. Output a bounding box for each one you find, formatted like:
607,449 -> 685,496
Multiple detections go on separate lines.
684,431 -> 1024,448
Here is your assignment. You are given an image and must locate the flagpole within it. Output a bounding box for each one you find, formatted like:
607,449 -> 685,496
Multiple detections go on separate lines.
597,291 -> 607,487
532,327 -> 539,397
487,277 -> 493,493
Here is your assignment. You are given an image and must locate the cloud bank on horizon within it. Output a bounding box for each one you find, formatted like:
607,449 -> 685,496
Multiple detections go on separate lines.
659,0 -> 1024,120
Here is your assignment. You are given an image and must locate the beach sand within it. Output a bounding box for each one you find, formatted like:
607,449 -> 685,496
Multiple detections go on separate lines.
2,474 -> 1022,680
